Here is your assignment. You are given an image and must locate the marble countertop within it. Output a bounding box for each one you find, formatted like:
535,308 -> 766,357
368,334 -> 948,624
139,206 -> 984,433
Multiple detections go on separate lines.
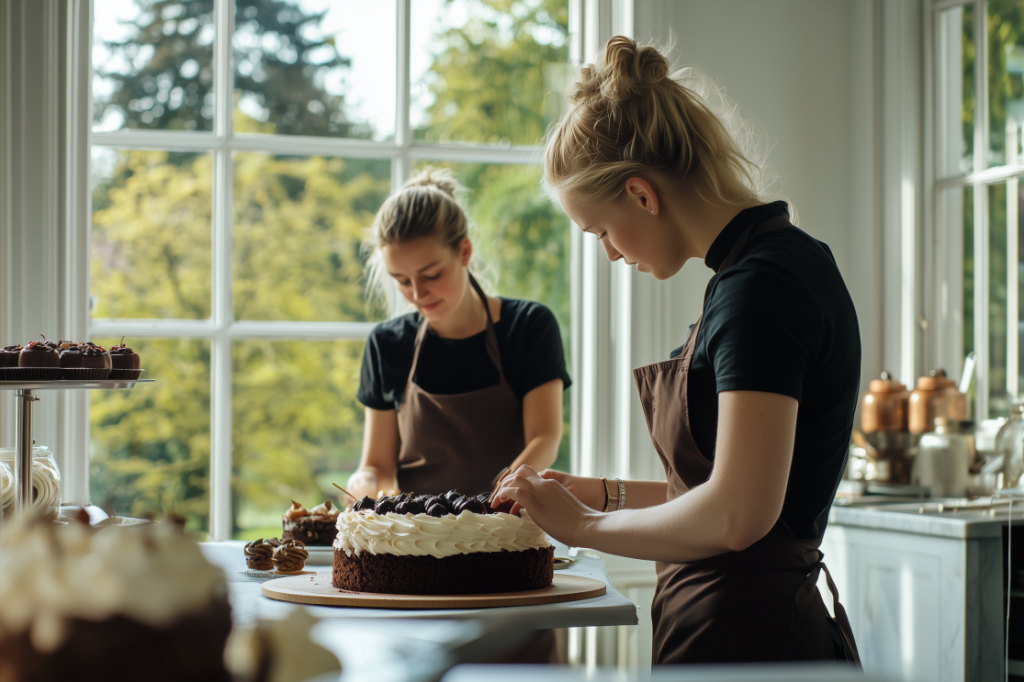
829,497 -> 1024,538
442,663 -> 896,682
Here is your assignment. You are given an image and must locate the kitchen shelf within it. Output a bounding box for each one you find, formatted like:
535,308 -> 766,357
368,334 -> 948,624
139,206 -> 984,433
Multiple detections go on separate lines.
0,379 -> 153,515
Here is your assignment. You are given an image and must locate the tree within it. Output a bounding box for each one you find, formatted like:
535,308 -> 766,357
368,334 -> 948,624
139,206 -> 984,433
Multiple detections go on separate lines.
89,0 -> 575,536
95,0 -> 366,137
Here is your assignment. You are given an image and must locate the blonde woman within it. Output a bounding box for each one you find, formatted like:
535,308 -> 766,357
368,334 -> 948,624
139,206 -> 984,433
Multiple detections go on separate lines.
347,170 -> 570,501
495,38 -> 861,664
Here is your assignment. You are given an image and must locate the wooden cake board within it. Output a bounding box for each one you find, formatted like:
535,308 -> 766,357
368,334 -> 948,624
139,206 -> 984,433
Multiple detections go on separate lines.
261,573 -> 607,609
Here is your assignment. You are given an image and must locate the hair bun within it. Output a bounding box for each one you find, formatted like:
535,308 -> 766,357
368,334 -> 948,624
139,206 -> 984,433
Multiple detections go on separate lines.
404,167 -> 460,197
568,37 -> 669,105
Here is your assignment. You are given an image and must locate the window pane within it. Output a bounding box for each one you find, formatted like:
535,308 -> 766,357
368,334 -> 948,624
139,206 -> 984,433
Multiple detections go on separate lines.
990,182 -> 1010,416
93,0 -> 215,132
90,338 -> 211,534
232,340 -> 365,540
233,0 -> 396,140
411,0 -> 572,146
938,3 -> 975,175
412,161 -> 572,470
232,154 -> 391,322
988,0 -> 1024,168
92,149 -> 212,320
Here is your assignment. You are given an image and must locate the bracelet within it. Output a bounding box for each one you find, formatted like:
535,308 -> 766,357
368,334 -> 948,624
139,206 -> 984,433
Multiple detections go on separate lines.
615,478 -> 626,510
602,476 -> 619,513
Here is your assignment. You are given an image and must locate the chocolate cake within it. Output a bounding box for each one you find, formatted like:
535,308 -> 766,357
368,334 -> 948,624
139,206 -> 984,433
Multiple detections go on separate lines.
59,342 -> 112,380
11,340 -> 60,380
0,517 -> 232,682
333,491 -> 554,595
282,500 -> 339,545
0,345 -> 22,380
109,339 -> 143,380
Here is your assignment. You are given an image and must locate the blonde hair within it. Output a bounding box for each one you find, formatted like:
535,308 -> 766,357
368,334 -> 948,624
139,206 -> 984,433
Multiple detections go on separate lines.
544,37 -> 777,208
364,168 -> 488,312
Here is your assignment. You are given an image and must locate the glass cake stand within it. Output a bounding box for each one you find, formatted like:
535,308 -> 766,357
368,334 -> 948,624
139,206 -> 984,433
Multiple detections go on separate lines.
0,379 -> 154,516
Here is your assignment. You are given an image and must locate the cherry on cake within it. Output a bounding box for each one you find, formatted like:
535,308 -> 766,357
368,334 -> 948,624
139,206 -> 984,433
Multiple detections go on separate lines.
333,491 -> 554,595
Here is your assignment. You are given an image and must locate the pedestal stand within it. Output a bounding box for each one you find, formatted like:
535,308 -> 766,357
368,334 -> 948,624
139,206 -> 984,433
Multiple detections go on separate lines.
0,379 -> 154,516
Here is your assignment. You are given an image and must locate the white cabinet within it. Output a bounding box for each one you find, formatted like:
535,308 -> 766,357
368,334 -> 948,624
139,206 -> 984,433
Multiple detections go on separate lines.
821,518 -> 1005,681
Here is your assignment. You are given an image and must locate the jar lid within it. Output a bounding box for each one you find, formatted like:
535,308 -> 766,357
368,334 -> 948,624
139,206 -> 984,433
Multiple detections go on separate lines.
0,445 -> 52,460
868,371 -> 908,394
915,369 -> 956,391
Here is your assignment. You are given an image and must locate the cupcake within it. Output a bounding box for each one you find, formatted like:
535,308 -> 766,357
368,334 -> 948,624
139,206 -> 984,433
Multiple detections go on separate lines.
10,341 -> 60,380
109,339 -> 142,380
59,343 -> 112,380
0,345 -> 22,380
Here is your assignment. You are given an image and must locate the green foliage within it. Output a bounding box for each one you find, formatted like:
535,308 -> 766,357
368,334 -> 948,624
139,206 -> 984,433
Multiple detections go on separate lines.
96,0 -> 364,136
416,0 -> 570,145
90,0 -> 574,537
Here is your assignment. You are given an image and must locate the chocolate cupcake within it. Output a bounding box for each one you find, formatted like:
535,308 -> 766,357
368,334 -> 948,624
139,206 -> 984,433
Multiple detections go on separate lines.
9,341 -> 60,380
109,339 -> 142,380
0,345 -> 22,380
60,343 -> 112,380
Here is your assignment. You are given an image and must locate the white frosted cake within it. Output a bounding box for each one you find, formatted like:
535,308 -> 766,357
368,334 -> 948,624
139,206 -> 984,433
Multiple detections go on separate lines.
332,490 -> 554,595
0,518 -> 231,681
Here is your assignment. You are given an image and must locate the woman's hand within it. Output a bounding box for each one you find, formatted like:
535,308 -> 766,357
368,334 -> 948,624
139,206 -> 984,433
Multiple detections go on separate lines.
494,465 -> 598,547
537,470 -> 607,511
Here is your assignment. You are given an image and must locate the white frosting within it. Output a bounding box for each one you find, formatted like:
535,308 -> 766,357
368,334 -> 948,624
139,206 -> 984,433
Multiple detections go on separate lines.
225,609 -> 341,682
333,510 -> 551,559
0,449 -> 62,518
309,500 -> 339,517
0,519 -> 227,653
0,461 -> 12,518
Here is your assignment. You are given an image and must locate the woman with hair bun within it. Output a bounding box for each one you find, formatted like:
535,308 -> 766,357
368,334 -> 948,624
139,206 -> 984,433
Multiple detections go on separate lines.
348,168 -> 571,501
495,37 -> 861,664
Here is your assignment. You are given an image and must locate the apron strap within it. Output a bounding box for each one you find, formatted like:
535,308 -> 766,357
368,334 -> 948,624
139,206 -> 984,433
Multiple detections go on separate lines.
789,552 -> 861,665
402,273 -> 507,407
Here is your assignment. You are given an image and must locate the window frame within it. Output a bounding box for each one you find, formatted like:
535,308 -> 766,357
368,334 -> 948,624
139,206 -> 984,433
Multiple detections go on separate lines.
86,0 -> 588,539
932,0 -> 1024,420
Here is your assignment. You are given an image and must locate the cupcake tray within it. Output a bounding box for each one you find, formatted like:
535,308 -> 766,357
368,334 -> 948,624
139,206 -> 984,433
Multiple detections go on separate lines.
0,379 -> 154,516
261,573 -> 607,610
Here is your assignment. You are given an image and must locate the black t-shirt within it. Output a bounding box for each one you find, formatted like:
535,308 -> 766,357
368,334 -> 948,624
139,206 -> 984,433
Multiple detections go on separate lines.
673,202 -> 861,540
358,298 -> 571,411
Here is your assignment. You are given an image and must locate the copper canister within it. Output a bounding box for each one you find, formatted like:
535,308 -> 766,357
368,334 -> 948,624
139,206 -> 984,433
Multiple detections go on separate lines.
909,370 -> 968,434
861,372 -> 910,433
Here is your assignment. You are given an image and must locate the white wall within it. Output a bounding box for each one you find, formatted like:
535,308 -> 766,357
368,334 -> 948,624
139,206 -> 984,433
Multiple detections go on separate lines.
631,0 -> 886,393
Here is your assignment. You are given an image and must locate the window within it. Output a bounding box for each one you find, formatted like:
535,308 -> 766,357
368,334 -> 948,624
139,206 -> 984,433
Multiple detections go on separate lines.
935,0 -> 1024,420
89,0 -> 575,539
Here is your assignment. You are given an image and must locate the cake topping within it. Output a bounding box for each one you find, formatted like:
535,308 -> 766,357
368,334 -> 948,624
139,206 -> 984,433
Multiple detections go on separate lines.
333,509 -> 552,559
309,500 -> 340,517
272,541 -> 308,572
352,496 -> 376,512
0,517 -> 226,653
244,539 -> 275,571
394,499 -> 426,516
283,500 -> 308,520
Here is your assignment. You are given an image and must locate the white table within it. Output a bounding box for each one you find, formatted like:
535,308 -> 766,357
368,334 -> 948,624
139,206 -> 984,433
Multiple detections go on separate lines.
201,540 -> 638,675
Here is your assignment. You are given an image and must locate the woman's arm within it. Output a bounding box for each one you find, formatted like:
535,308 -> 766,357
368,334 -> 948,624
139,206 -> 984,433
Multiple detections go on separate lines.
497,390 -> 797,562
537,471 -> 670,511
507,379 -> 565,473
347,407 -> 401,502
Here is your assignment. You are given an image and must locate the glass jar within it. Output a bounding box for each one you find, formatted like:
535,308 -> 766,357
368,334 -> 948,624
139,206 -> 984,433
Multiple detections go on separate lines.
0,460 -> 11,518
995,402 -> 1024,489
912,418 -> 974,498
0,446 -> 62,519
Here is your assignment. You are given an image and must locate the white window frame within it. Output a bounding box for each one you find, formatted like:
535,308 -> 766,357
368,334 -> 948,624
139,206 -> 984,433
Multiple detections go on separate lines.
79,0 -> 635,540
931,0 -> 1024,420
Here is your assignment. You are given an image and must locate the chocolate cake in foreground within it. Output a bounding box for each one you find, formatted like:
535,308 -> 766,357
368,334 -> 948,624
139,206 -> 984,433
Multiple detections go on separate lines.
332,491 -> 554,595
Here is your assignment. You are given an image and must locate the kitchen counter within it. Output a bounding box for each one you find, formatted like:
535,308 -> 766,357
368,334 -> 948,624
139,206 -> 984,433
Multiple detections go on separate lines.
821,499 -> 1022,682
829,497 -> 1024,538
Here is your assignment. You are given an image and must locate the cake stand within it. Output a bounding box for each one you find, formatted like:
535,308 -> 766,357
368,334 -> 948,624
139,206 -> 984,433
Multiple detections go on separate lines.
0,379 -> 154,516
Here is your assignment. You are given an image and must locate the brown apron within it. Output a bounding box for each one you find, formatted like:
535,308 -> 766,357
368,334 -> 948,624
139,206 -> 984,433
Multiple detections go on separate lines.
395,275 -> 525,496
633,215 -> 861,665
